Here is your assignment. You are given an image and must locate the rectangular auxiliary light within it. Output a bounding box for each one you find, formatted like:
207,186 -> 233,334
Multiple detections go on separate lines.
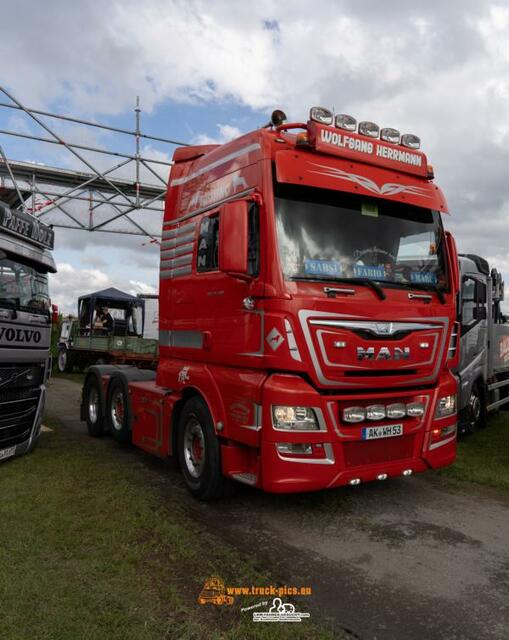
309,106 -> 333,125
401,133 -> 421,149
358,121 -> 380,138
380,127 -> 400,144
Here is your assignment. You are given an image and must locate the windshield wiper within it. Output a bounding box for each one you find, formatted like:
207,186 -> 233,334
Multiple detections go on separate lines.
394,281 -> 446,304
289,275 -> 386,300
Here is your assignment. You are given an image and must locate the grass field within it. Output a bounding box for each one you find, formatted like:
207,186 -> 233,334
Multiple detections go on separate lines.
439,412 -> 509,490
0,420 -> 339,640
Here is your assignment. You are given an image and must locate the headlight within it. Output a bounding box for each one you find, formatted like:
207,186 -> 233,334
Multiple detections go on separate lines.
406,401 -> 425,417
435,395 -> 456,418
343,406 -> 366,423
272,406 -> 319,431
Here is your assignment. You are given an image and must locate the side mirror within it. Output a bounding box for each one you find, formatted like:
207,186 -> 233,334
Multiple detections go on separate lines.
52,304 -> 59,324
445,231 -> 459,293
219,200 -> 249,279
475,280 -> 487,304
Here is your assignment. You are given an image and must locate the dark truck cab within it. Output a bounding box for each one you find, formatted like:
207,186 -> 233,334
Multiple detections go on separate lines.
0,203 -> 56,462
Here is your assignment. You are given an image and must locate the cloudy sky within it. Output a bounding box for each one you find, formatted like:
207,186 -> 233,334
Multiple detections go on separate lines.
1,0 -> 509,312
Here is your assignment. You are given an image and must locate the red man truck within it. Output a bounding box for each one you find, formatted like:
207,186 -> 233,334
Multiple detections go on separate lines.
81,107 -> 460,500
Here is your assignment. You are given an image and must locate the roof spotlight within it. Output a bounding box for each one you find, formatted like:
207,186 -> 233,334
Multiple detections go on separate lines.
380,127 -> 400,144
358,121 -> 380,138
335,114 -> 357,131
309,106 -> 333,126
270,109 -> 287,127
401,133 -> 421,149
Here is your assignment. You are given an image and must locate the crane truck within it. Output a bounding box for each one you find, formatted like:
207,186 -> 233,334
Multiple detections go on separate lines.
81,107 -> 460,499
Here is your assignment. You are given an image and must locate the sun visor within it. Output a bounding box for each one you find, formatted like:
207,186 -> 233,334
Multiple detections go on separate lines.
275,150 -> 448,213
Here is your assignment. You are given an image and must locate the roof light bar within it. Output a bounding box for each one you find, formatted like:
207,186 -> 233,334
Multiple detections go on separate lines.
335,113 -> 357,131
358,121 -> 380,138
380,127 -> 400,144
401,133 -> 421,149
309,106 -> 333,126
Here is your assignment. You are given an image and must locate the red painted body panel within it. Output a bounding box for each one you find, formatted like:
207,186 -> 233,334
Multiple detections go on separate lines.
126,119 -> 459,494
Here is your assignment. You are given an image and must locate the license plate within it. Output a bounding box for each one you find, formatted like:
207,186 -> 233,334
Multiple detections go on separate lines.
0,446 -> 16,461
362,424 -> 403,440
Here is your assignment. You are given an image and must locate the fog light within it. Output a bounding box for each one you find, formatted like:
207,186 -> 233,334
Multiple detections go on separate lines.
358,121 -> 380,138
343,406 -> 366,423
277,443 -> 313,455
349,478 -> 361,486
406,401 -> 425,417
335,113 -> 357,131
435,395 -> 456,418
377,473 -> 388,481
366,404 -> 386,421
386,403 -> 406,419
402,469 -> 413,476
309,106 -> 333,125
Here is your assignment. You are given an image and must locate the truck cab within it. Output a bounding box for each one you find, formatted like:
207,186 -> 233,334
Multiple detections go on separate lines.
457,254 -> 509,432
0,202 -> 56,462
82,108 -> 460,499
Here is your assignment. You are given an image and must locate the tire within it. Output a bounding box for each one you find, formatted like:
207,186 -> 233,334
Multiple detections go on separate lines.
106,377 -> 131,444
84,375 -> 105,437
57,346 -> 74,373
177,397 -> 230,501
464,384 -> 487,434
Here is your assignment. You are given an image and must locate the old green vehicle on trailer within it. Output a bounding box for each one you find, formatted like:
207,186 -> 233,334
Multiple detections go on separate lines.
57,287 -> 158,372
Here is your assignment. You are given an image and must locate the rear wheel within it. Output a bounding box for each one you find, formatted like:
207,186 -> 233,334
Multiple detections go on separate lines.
177,397 -> 230,501
106,378 -> 131,444
84,376 -> 104,437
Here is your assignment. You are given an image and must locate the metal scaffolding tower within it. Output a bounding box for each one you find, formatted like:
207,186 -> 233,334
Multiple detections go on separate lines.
0,86 -> 189,240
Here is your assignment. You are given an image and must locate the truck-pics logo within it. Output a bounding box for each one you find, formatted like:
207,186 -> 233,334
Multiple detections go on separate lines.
198,577 -> 234,606
252,597 -> 310,623
357,346 -> 410,361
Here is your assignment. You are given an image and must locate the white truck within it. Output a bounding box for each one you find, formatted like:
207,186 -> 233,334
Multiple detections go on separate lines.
457,254 -> 509,433
0,202 -> 56,462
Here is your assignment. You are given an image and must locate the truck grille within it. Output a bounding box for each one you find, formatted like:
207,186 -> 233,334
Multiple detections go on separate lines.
0,363 -> 43,450
0,394 -> 40,448
343,435 -> 415,468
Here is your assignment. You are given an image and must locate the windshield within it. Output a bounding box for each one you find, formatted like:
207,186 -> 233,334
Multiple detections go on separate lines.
274,183 -> 447,289
0,256 -> 50,314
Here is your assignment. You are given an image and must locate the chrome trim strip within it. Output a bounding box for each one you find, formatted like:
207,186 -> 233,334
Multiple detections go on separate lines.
309,319 -> 442,335
160,255 -> 193,269
169,143 -> 261,187
284,318 -> 302,362
160,265 -> 192,280
164,188 -> 255,227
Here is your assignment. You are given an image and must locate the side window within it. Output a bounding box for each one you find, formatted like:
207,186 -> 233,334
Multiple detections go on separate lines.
462,278 -> 475,326
461,277 -> 486,332
197,214 -> 219,272
247,203 -> 260,277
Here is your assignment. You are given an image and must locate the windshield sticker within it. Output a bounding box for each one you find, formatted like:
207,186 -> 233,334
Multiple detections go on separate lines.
361,202 -> 379,217
353,264 -> 386,279
410,271 -> 438,284
304,259 -> 343,277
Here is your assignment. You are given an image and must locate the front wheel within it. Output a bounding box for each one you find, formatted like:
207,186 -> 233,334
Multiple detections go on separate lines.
57,346 -> 74,373
464,384 -> 486,434
177,397 -> 230,501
